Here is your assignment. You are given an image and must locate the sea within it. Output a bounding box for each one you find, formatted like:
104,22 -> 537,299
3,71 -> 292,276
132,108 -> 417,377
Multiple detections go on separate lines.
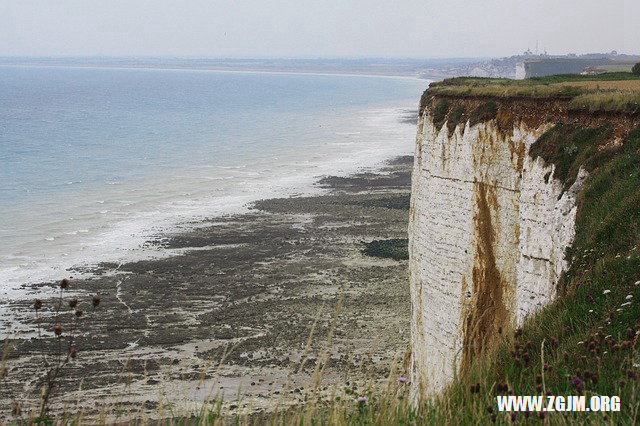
0,65 -> 427,300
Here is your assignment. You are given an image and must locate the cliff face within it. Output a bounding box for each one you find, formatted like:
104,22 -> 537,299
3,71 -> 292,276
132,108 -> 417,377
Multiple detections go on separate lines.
408,99 -> 588,396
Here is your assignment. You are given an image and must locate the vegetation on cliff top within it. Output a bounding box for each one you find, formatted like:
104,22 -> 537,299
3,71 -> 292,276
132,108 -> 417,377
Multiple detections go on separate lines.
422,72 -> 640,116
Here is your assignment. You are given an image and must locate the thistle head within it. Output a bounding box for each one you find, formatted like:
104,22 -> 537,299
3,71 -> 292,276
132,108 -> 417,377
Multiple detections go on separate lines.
570,377 -> 583,387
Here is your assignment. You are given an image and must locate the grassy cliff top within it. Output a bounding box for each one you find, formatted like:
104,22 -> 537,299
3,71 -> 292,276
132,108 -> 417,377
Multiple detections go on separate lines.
423,72 -> 640,114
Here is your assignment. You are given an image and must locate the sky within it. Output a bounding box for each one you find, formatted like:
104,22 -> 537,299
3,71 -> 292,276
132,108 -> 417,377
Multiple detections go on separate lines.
0,0 -> 638,59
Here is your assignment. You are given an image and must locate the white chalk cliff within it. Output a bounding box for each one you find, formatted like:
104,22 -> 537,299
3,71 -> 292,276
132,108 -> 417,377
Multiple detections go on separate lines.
408,101 -> 587,397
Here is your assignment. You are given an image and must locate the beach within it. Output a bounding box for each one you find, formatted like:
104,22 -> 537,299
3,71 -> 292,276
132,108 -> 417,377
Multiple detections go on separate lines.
1,154 -> 413,418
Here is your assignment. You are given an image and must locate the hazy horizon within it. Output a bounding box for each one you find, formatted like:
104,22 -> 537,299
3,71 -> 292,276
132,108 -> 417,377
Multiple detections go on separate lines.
1,0 -> 638,59
0,55 -> 486,61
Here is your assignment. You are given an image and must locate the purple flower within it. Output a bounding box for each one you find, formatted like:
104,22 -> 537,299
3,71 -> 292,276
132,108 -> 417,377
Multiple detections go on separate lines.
357,397 -> 368,404
576,281 -> 582,288
565,325 -> 571,333
571,377 -> 583,387
397,377 -> 407,383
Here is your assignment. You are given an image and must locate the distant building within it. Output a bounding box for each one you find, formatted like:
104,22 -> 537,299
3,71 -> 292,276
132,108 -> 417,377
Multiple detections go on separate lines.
515,62 -> 526,80
514,55 -> 640,79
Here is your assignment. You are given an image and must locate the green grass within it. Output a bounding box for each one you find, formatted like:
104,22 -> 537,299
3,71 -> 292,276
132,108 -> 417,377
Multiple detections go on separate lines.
569,92 -> 640,114
431,72 -> 640,89
468,101 -> 498,127
425,82 -> 583,99
528,123 -> 613,188
421,72 -> 640,116
432,99 -> 450,130
446,106 -> 465,133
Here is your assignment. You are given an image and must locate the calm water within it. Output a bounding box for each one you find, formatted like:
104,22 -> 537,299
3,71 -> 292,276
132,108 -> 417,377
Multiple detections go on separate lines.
0,65 -> 426,296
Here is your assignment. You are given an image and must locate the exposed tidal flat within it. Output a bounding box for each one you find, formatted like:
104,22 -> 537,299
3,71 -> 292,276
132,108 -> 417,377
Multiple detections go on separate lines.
1,156 -> 414,419
0,65 -> 427,298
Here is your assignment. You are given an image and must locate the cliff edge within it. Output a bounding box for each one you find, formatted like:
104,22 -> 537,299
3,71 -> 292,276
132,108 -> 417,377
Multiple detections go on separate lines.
409,75 -> 640,399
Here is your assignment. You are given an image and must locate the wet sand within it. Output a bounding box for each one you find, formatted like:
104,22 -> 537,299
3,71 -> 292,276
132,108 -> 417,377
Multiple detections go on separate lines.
1,155 -> 413,419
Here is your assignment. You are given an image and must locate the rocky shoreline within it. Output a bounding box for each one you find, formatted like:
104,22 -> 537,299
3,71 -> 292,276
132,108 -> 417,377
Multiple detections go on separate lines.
1,155 -> 413,419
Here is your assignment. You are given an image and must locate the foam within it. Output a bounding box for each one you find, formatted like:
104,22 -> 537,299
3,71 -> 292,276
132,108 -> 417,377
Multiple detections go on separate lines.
0,100 -> 420,305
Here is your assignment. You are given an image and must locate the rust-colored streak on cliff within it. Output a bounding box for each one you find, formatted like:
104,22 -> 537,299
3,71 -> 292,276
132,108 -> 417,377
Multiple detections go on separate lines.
460,180 -> 510,373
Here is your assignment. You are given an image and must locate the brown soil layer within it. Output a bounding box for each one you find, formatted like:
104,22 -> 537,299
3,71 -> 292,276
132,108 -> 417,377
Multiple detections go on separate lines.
1,156 -> 413,419
424,95 -> 637,146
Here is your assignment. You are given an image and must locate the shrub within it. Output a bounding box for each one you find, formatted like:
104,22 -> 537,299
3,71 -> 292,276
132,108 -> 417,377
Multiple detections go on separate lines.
529,123 -> 612,188
468,101 -> 498,126
632,62 -> 640,76
431,99 -> 450,130
447,106 -> 465,133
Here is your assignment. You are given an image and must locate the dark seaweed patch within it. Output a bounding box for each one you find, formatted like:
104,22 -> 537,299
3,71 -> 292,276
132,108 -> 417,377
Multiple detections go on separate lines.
362,239 -> 409,261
